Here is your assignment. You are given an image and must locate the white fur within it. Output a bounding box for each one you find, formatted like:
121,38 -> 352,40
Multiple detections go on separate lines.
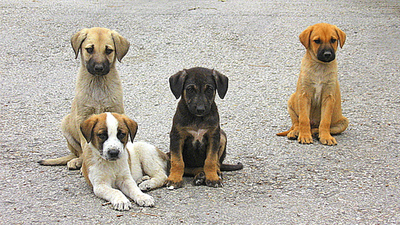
86,113 -> 168,211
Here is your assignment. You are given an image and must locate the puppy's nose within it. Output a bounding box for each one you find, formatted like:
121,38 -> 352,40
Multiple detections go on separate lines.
196,106 -> 205,115
108,149 -> 120,159
94,64 -> 104,72
323,51 -> 332,60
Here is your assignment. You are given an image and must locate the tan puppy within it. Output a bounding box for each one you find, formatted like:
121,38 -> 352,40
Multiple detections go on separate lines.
80,113 -> 168,211
39,27 -> 129,169
277,23 -> 348,145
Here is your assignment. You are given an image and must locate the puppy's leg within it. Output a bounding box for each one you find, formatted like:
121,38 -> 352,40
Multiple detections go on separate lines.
298,93 -> 313,144
130,142 -> 168,191
93,183 -> 132,211
330,116 -> 348,134
285,93 -> 300,139
117,176 -> 154,207
319,95 -> 337,145
204,133 -> 223,188
166,135 -> 185,189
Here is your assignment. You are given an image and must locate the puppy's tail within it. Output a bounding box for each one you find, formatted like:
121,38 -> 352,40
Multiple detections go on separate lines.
276,125 -> 294,136
38,154 -> 76,166
220,162 -> 243,171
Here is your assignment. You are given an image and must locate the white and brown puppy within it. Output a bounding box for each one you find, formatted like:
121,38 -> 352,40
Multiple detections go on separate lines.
39,27 -> 129,169
80,112 -> 168,211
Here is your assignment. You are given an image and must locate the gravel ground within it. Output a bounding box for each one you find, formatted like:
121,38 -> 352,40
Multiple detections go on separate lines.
1,0 -> 399,224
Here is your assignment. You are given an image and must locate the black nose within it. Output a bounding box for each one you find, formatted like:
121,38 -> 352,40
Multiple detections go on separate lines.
196,105 -> 205,115
108,149 -> 120,159
94,64 -> 104,72
318,49 -> 335,62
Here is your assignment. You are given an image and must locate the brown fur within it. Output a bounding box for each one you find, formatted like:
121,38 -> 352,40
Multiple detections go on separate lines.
277,23 -> 348,145
38,27 -> 130,169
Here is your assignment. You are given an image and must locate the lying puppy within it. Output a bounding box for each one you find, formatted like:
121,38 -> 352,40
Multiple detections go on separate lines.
80,112 -> 168,210
166,67 -> 243,189
39,27 -> 129,169
277,23 -> 349,145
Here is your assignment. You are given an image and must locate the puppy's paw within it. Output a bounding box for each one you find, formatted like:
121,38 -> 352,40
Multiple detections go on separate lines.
111,196 -> 132,211
67,158 -> 82,170
205,172 -> 223,188
193,172 -> 206,186
287,130 -> 299,140
134,193 -> 154,207
298,133 -> 313,144
319,135 -> 337,145
139,179 -> 156,191
165,177 -> 184,190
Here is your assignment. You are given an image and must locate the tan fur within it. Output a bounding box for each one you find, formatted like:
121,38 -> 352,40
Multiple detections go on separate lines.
39,27 -> 130,169
277,23 -> 348,145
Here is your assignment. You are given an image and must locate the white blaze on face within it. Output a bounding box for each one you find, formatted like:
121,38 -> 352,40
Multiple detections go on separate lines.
103,112 -> 124,160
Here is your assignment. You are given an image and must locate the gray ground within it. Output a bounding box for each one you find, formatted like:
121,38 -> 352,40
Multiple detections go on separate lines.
1,0 -> 399,224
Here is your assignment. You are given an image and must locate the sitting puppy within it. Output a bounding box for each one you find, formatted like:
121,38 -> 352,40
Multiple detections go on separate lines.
165,67 -> 243,189
80,112 -> 168,211
277,23 -> 349,145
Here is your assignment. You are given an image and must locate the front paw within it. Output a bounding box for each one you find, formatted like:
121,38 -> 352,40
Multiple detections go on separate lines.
134,193 -> 154,207
165,178 -> 184,190
298,132 -> 313,144
139,179 -> 156,191
205,172 -> 223,188
319,134 -> 337,145
67,158 -> 82,170
287,130 -> 299,140
111,196 -> 132,211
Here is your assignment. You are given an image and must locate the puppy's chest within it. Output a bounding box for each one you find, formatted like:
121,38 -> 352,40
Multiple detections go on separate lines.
187,129 -> 209,144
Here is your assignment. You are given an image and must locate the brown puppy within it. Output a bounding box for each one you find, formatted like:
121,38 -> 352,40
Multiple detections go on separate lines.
165,67 -> 243,189
39,27 -> 130,169
277,23 -> 348,145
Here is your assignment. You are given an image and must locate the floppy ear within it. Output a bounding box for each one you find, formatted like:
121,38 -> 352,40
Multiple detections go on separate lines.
212,69 -> 229,99
169,70 -> 187,99
122,115 -> 138,143
299,25 -> 314,49
71,28 -> 89,59
111,30 -> 130,62
334,26 -> 346,48
80,115 -> 99,143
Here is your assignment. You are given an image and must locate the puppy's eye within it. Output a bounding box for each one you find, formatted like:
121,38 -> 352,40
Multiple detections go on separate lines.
331,38 -> 337,43
313,39 -> 321,44
117,131 -> 126,140
105,48 -> 113,55
97,133 -> 108,140
186,86 -> 195,93
205,86 -> 214,94
86,47 -> 94,54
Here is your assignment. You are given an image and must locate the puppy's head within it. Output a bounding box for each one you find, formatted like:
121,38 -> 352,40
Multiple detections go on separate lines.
71,27 -> 130,76
299,23 -> 346,63
169,67 -> 228,117
80,113 -> 138,161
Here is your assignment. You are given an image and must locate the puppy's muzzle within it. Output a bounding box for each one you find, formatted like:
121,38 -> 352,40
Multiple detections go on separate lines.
87,59 -> 110,76
317,48 -> 335,62
106,149 -> 120,160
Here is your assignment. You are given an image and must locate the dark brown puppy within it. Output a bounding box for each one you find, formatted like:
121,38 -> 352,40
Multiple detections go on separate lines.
165,67 -> 243,189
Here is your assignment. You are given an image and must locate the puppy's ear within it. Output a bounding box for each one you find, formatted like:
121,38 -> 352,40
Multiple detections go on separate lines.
80,115 -> 99,143
122,115 -> 138,143
299,25 -> 314,49
111,31 -> 130,62
212,69 -> 229,99
334,26 -> 346,48
71,28 -> 89,59
169,70 -> 187,99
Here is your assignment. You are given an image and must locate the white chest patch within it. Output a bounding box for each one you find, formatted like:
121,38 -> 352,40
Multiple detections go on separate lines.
188,129 -> 208,143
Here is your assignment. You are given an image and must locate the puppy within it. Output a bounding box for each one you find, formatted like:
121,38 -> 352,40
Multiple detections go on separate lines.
39,27 -> 130,169
166,67 -> 243,189
80,112 -> 168,211
277,23 -> 349,145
